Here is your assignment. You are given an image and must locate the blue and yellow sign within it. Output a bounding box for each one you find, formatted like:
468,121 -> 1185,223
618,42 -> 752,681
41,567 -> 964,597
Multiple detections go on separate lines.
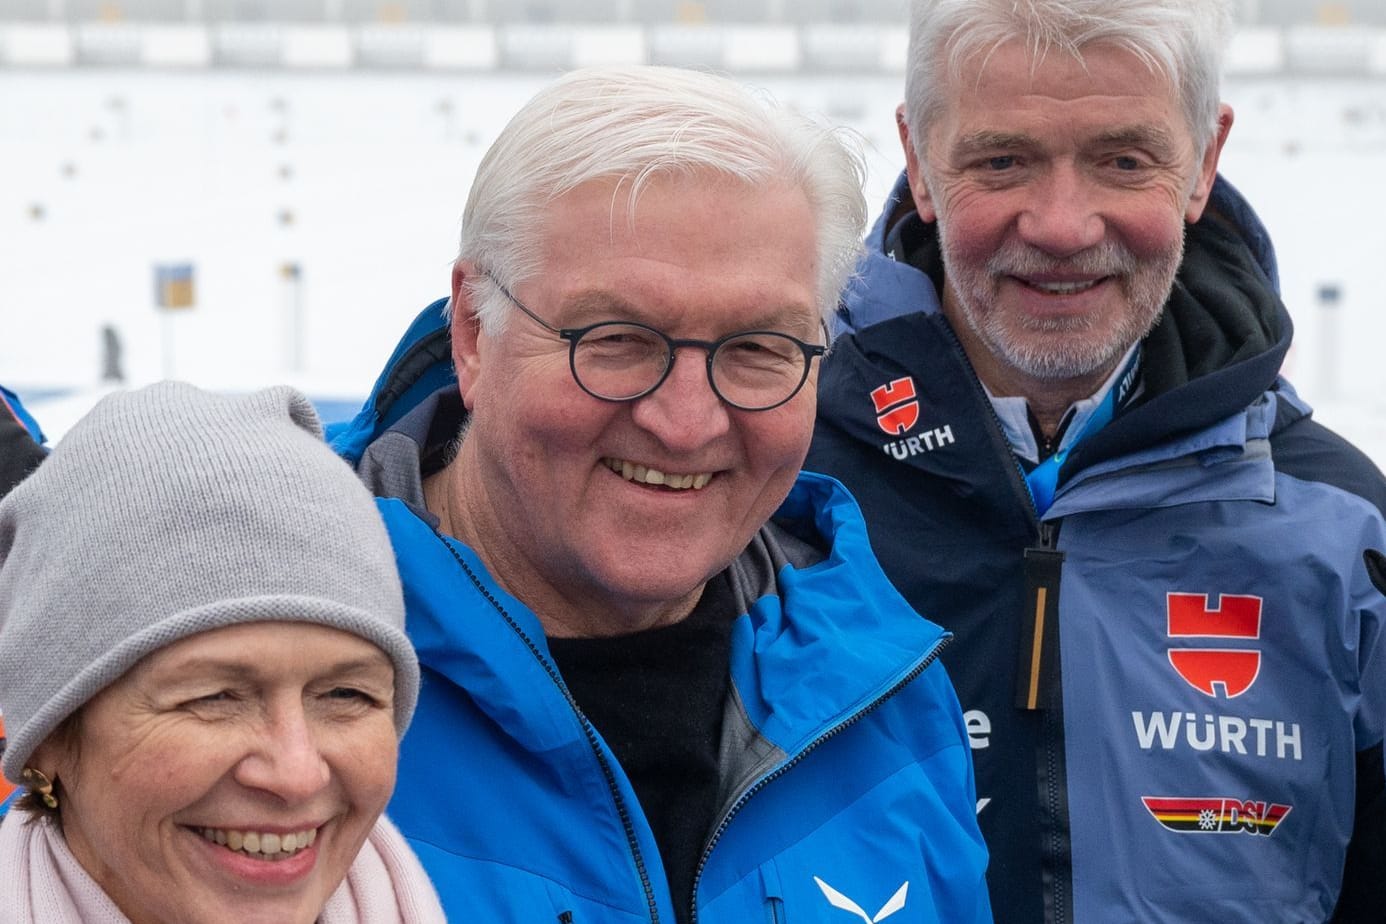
154,262 -> 196,310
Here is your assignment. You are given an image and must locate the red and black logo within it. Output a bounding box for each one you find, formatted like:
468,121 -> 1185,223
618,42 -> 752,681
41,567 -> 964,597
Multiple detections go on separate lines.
870,377 -> 919,436
1165,593 -> 1262,698
1142,796 -> 1291,836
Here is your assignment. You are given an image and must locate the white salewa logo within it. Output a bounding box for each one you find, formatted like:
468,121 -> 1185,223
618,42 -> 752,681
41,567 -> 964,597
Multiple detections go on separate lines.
814,877 -> 909,923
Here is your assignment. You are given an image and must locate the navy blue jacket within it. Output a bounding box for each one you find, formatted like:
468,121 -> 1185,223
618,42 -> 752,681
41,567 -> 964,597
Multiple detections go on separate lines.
806,173 -> 1386,923
0,386 -> 45,499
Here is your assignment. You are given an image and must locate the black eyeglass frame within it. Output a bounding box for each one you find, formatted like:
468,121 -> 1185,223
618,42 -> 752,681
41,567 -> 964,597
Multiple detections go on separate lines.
483,273 -> 827,412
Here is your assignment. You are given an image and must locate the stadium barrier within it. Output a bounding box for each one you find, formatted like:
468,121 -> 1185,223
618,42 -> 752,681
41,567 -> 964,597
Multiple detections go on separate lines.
1,21 -> 1383,74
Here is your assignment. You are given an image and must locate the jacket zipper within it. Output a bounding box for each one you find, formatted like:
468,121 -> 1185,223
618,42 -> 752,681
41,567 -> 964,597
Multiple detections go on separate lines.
437,534 -> 662,924
938,320 -> 1044,523
686,635 -> 952,924
1032,519 -> 1070,924
1017,521 -> 1064,710
940,321 -> 1072,924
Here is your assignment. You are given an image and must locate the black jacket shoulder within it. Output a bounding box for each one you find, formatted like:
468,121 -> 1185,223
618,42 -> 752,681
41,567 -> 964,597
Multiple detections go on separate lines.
0,410 -> 45,500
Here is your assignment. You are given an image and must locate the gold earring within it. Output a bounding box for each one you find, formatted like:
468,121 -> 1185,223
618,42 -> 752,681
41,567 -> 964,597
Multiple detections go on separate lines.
21,767 -> 58,809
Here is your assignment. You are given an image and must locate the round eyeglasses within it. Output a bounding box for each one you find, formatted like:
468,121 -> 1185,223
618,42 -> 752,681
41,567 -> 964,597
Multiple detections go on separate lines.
485,274 -> 827,412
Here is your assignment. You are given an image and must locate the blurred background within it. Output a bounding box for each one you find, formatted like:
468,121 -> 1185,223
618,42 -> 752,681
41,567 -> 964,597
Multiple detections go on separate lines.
1,0 -> 1383,459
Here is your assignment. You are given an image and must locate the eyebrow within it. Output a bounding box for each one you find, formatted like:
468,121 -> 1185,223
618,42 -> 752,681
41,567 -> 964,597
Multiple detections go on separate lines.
951,130 -> 1035,158
560,290 -> 817,336
952,124 -> 1180,159
157,653 -> 394,685
558,291 -> 641,326
1090,125 -> 1180,155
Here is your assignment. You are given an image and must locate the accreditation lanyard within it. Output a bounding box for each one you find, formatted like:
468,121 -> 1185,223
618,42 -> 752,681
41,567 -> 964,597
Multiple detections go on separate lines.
1023,345 -> 1142,516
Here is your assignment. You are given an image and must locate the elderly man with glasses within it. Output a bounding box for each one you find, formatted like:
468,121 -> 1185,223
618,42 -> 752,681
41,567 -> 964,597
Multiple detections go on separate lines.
330,66 -> 991,923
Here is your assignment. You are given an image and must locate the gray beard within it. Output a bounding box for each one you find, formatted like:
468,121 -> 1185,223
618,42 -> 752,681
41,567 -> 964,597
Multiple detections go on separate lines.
939,226 -> 1183,382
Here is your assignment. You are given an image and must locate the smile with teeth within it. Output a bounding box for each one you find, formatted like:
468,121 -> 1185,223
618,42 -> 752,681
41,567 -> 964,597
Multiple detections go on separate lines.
1023,278 -> 1105,295
604,458 -> 713,490
196,826 -> 318,861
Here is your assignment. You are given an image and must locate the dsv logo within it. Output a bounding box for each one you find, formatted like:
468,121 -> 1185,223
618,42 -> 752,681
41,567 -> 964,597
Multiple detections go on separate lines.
814,877 -> 909,923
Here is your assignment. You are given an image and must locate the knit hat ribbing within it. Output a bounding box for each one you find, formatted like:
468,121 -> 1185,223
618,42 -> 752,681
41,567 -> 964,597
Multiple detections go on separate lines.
0,381 -> 418,784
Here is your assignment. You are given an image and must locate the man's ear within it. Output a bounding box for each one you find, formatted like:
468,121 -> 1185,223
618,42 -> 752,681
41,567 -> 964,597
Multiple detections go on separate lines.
897,104 -> 938,223
1185,103 -> 1234,224
450,261 -> 485,410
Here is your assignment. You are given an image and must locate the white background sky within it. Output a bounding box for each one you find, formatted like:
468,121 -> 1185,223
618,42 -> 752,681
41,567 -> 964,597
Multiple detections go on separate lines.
2,65 -> 1384,461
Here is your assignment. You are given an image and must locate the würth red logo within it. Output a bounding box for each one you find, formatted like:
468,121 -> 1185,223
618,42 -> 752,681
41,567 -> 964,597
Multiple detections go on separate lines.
1166,593 -> 1262,698
870,377 -> 919,436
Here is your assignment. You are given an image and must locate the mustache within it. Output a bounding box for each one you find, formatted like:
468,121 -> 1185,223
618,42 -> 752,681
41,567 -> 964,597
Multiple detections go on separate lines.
986,239 -> 1137,279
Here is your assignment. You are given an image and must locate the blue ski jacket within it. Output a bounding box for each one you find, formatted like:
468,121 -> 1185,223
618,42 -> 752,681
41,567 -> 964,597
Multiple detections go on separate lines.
331,305 -> 992,923
805,173 -> 1386,923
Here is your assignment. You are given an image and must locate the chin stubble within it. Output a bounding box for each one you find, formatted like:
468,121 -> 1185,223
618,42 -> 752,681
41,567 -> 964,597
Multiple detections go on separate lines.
939,225 -> 1183,381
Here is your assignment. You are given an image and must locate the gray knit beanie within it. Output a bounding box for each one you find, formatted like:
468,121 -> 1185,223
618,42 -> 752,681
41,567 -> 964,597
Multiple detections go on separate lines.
0,381 -> 418,785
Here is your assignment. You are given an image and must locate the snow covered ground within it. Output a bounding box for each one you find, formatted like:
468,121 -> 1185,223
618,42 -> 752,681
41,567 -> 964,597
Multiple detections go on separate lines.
2,69 -> 1385,464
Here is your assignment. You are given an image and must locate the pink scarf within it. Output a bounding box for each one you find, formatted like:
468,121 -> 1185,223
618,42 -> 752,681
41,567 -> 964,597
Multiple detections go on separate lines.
0,811 -> 445,924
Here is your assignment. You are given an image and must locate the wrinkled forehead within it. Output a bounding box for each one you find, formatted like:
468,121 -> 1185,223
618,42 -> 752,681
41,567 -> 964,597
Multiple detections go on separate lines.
525,173 -> 821,330
540,170 -> 794,238
123,621 -> 394,687
958,37 -> 1173,95
932,38 -> 1186,138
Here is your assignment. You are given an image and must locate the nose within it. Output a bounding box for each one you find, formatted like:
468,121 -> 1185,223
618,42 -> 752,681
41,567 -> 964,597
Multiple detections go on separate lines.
629,346 -> 731,451
233,701 -> 331,803
1015,163 -> 1105,258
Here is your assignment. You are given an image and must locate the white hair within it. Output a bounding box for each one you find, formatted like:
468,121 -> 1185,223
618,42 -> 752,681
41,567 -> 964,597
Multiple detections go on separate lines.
903,0 -> 1236,158
453,65 -> 867,334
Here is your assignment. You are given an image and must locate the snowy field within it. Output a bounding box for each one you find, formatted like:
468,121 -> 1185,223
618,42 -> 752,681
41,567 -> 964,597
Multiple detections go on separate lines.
2,69 -> 1385,464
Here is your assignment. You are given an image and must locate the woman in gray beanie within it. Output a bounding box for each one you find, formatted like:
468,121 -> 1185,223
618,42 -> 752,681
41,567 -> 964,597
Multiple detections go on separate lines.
0,382 -> 444,924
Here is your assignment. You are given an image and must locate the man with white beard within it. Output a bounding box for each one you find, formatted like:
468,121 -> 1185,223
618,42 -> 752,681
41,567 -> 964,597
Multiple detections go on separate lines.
807,1 -> 1386,921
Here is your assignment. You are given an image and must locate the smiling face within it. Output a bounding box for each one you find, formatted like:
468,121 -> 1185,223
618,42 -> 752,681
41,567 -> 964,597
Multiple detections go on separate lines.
444,174 -> 821,637
903,40 -> 1228,398
33,622 -> 398,924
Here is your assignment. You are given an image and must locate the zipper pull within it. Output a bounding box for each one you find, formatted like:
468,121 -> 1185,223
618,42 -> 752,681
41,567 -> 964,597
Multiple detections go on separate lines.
558,912 -> 574,923
1016,523 -> 1064,710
